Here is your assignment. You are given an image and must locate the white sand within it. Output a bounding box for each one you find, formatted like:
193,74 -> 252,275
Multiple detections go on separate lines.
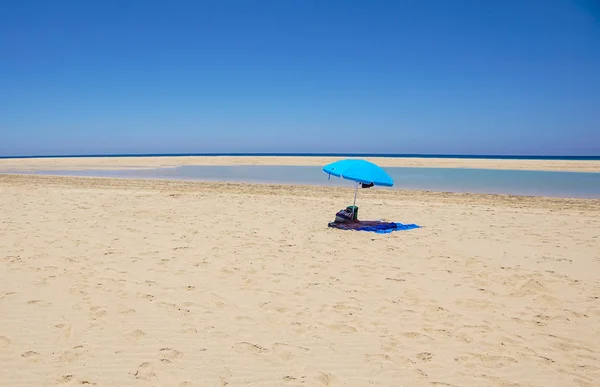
1,173 -> 599,386
1,155 -> 599,172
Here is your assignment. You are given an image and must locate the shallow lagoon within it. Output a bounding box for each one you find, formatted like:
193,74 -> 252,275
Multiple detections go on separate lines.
6,165 -> 600,199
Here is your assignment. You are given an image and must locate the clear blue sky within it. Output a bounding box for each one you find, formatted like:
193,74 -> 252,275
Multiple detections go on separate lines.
1,0 -> 599,156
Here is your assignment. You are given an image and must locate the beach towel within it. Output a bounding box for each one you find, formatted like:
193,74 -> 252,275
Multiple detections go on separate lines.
328,220 -> 420,234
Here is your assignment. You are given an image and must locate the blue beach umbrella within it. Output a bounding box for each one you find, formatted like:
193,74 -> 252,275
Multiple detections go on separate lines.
323,159 -> 394,212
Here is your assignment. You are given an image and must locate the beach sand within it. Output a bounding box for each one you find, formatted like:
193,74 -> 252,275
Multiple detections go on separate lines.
1,174 -> 600,386
1,155 -> 600,172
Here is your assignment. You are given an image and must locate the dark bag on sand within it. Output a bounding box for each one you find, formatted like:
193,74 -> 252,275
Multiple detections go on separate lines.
335,209 -> 354,223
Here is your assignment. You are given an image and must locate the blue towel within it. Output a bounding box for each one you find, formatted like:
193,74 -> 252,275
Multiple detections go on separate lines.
328,221 -> 421,234
356,222 -> 421,234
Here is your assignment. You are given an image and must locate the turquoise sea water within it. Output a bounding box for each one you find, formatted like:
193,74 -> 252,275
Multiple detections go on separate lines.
8,165 -> 600,199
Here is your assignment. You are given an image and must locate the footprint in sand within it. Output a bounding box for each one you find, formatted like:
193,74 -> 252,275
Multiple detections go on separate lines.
180,323 -> 199,334
0,292 -> 17,300
193,260 -> 210,268
119,307 -> 136,315
417,352 -> 434,362
53,324 -> 73,342
456,299 -> 496,309
511,278 -> 548,297
456,353 -> 518,369
58,374 -> 74,384
400,332 -> 435,342
22,351 -> 41,362
0,336 -> 11,347
54,347 -> 86,365
327,323 -> 357,333
157,302 -> 191,314
159,348 -> 184,362
138,293 -> 155,301
69,287 -> 89,297
219,368 -> 232,386
365,353 -> 393,365
260,302 -> 288,314
89,306 -> 107,319
272,343 -> 309,361
127,329 -> 146,340
203,299 -> 226,309
233,342 -> 268,355
315,372 -> 335,386
28,299 -> 52,307
134,362 -> 156,381
289,321 -> 315,335
283,375 -> 306,383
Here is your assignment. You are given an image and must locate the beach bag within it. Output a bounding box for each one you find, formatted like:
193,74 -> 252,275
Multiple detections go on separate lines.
335,208 -> 354,223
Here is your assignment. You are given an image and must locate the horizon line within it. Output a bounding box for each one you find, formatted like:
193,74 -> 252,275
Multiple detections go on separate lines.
1,152 -> 600,160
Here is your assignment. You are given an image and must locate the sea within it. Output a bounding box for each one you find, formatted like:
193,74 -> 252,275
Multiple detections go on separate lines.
2,153 -> 599,199
1,152 -> 600,160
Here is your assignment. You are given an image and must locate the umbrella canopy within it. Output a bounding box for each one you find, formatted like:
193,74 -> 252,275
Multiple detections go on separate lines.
322,159 -> 394,187
323,159 -> 394,218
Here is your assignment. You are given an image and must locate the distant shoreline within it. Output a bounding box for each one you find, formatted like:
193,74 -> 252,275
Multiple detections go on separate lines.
2,173 -> 599,204
1,152 -> 599,161
1,155 -> 600,173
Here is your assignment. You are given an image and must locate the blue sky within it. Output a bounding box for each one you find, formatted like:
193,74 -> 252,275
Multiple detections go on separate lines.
1,0 -> 599,156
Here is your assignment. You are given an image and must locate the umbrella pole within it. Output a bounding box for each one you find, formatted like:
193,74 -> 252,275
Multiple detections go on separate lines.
352,183 -> 358,220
